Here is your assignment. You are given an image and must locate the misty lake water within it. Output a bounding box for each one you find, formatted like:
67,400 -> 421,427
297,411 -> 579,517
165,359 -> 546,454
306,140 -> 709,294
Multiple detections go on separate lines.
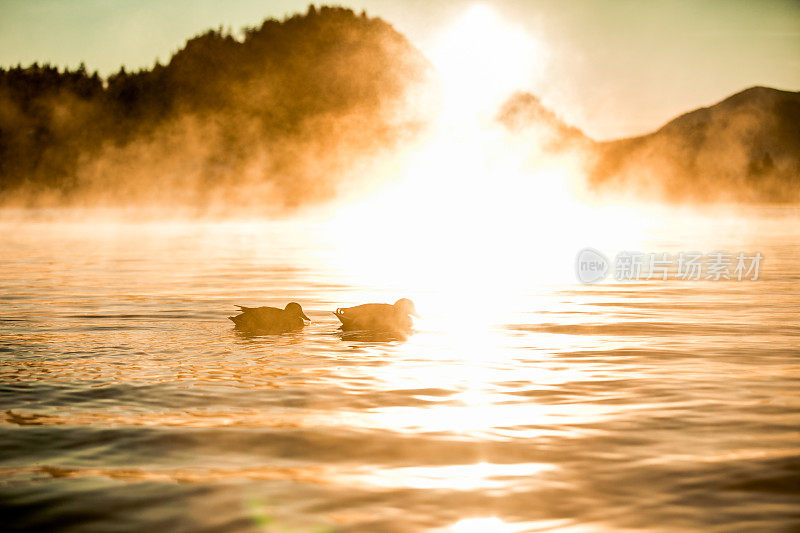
1,207 -> 799,532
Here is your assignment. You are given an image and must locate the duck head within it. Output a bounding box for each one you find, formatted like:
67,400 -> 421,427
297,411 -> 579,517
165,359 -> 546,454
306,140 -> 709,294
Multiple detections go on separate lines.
394,298 -> 419,317
285,302 -> 310,321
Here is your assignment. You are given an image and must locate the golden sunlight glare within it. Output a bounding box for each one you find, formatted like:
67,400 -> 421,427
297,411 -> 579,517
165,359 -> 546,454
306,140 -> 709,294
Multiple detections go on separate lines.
428,3 -> 546,118
324,3 -> 655,333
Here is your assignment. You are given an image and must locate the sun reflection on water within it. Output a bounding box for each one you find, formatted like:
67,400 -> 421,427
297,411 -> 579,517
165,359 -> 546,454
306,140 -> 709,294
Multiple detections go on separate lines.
442,517 -> 577,533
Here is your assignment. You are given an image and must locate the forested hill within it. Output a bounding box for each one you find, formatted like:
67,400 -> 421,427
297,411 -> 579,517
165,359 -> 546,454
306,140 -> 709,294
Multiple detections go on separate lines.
0,6 -> 432,210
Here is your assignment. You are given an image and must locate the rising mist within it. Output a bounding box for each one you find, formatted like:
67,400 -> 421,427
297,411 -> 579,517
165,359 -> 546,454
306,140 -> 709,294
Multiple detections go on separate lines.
0,4 -> 798,216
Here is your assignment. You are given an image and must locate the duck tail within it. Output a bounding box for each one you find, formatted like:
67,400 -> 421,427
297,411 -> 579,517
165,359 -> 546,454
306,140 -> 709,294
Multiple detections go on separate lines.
333,309 -> 352,327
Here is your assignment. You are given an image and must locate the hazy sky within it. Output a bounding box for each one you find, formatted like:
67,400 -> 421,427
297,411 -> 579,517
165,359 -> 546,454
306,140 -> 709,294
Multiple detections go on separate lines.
1,0 -> 798,139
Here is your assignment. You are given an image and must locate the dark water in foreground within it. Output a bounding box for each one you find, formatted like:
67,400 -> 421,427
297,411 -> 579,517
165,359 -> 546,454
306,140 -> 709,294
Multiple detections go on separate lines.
1,210 -> 799,532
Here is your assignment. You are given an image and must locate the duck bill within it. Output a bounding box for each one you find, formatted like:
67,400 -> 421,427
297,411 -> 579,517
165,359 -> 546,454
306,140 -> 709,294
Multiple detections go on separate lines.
301,312 -> 311,321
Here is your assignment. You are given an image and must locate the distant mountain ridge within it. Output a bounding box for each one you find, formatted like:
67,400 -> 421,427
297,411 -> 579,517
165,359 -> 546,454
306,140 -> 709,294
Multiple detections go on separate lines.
499,86 -> 799,203
588,86 -> 800,202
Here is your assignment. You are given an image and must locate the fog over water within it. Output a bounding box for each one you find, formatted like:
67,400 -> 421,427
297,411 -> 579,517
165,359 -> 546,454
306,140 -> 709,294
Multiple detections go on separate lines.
1,207 -> 799,532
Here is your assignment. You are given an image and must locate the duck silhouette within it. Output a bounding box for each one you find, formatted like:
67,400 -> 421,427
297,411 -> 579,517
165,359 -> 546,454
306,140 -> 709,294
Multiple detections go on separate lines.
229,302 -> 310,334
334,298 -> 418,332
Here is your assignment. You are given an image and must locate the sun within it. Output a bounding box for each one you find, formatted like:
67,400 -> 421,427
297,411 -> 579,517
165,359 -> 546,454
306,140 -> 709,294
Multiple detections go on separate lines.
428,3 -> 546,118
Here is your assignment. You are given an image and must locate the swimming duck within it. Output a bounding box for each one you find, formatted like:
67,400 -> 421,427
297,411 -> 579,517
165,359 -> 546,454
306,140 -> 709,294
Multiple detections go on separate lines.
334,298 -> 418,332
229,302 -> 310,334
